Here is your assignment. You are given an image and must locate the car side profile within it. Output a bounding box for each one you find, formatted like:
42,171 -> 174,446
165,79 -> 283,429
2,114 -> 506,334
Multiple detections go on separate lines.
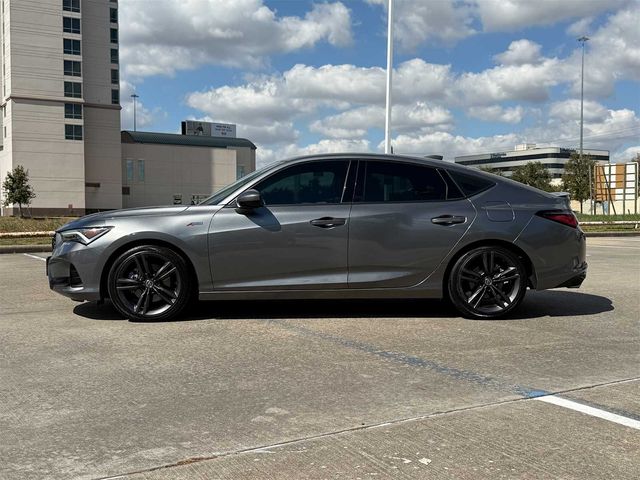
47,153 -> 587,321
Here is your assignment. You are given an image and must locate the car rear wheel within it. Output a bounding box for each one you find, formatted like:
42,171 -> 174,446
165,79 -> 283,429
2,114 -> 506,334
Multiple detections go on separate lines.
448,246 -> 527,319
107,245 -> 191,321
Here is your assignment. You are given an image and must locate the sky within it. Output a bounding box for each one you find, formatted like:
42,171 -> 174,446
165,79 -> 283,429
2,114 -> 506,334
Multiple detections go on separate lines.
118,0 -> 640,167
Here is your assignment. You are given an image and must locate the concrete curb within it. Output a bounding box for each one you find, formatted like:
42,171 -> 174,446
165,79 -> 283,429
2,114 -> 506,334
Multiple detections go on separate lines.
0,245 -> 52,254
1,231 -> 638,255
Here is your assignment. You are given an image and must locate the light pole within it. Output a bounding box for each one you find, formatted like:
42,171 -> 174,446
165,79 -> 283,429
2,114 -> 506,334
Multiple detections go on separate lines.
578,36 -> 589,159
131,93 -> 139,132
578,36 -> 590,212
384,0 -> 394,154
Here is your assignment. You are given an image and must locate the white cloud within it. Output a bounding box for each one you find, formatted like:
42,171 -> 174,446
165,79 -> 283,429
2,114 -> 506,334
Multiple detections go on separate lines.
467,105 -> 525,123
119,0 -> 352,78
119,80 -> 167,130
493,39 -> 542,65
256,139 -> 370,167
365,0 -> 475,48
310,104 -> 453,138
612,145 -> 640,162
566,17 -> 593,37
474,0 -> 630,32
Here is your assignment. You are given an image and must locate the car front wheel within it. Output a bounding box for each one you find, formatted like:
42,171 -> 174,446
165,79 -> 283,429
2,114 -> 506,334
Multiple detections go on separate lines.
448,246 -> 527,319
107,245 -> 191,321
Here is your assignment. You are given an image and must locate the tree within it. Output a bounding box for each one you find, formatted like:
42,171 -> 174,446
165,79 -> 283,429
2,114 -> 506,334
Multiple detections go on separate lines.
562,153 -> 596,213
479,166 -> 504,176
2,165 -> 36,217
511,161 -> 553,192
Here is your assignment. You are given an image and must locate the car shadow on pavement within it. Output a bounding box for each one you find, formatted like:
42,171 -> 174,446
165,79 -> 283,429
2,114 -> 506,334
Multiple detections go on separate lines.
72,290 -> 613,322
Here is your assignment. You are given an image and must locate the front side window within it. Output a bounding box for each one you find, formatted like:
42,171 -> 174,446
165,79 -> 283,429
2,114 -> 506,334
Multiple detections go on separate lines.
65,124 -> 83,140
64,81 -> 82,98
64,60 -> 81,77
63,17 -> 80,34
64,103 -> 82,119
255,161 -> 349,206
63,38 -> 81,55
356,161 -> 447,203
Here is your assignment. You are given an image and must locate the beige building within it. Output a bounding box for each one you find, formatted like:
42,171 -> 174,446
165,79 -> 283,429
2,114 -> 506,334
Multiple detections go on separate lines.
0,0 -> 121,216
121,131 -> 256,208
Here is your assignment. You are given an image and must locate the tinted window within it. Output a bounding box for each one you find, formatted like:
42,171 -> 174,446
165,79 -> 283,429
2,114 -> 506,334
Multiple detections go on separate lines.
358,162 -> 446,202
255,161 -> 349,206
448,170 -> 495,197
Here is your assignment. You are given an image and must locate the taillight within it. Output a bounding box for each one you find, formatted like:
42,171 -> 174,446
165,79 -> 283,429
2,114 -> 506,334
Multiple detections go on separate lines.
536,210 -> 579,228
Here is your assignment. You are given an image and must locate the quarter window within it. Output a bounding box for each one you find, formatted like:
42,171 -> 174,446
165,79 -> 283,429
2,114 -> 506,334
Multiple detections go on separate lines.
255,161 -> 349,206
356,162 -> 447,202
64,103 -> 82,119
63,17 -> 80,34
448,170 -> 496,197
63,38 -> 81,55
65,124 -> 83,140
64,60 -> 81,77
64,81 -> 82,98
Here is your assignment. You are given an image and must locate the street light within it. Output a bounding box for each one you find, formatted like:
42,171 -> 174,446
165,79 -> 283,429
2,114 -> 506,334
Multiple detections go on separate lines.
384,0 -> 394,154
131,93 -> 139,132
578,36 -> 589,159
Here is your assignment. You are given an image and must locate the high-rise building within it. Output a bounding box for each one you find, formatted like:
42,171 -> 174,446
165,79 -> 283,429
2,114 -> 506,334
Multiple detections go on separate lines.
0,0 -> 122,216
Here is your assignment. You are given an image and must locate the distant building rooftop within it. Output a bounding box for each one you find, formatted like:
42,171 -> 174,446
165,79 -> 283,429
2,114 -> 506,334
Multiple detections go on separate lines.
121,131 -> 256,150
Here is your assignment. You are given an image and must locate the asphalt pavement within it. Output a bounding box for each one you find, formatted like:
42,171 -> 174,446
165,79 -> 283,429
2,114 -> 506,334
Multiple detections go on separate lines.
1,237 -> 638,479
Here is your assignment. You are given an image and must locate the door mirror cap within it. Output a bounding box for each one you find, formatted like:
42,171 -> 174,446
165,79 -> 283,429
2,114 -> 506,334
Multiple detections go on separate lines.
236,189 -> 264,210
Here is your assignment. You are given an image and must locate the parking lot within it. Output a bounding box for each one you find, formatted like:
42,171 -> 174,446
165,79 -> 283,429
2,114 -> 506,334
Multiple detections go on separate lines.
1,237 -> 638,479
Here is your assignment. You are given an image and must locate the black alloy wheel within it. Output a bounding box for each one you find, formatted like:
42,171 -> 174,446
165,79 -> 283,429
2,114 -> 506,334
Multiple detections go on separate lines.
448,246 -> 527,319
107,245 -> 191,321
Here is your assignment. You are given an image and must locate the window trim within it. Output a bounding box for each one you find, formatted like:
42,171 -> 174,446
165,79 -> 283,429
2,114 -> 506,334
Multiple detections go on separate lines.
225,159 -> 353,208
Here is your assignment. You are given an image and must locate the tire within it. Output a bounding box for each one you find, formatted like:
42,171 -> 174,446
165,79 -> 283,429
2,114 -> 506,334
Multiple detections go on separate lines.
447,246 -> 527,319
107,245 -> 192,321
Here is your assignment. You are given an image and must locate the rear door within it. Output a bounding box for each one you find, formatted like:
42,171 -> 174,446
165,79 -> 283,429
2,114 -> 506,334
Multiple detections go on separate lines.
348,160 -> 475,288
210,159 -> 353,290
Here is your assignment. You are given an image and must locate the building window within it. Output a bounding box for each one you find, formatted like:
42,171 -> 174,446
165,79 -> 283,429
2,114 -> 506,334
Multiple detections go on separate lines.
110,48 -> 119,64
111,89 -> 119,104
111,69 -> 119,84
236,165 -> 246,179
138,160 -> 145,182
63,38 -> 81,55
125,159 -> 134,183
64,81 -> 82,98
110,8 -> 118,23
64,60 -> 81,77
63,0 -> 80,13
110,28 -> 118,44
65,124 -> 83,140
64,103 -> 82,119
63,17 -> 80,34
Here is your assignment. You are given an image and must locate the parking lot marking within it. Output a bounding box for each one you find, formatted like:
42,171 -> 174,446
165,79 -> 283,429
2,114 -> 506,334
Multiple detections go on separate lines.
23,253 -> 46,262
536,395 -> 640,430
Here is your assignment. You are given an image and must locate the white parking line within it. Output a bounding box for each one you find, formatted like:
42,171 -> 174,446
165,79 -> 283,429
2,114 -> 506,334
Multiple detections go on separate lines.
23,253 -> 46,262
537,395 -> 640,430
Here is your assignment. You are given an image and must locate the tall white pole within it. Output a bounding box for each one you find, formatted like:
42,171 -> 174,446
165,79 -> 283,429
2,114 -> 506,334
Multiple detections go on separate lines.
578,36 -> 588,159
384,0 -> 394,154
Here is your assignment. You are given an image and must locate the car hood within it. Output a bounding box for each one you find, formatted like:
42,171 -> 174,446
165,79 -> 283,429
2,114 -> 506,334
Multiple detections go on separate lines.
58,206 -> 190,231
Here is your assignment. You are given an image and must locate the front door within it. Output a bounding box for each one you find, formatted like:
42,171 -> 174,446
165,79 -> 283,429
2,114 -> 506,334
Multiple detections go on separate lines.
210,160 -> 352,290
348,160 -> 475,288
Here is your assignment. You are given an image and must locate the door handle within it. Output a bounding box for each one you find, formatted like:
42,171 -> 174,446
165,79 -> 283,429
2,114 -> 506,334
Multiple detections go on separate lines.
431,215 -> 466,226
310,217 -> 346,228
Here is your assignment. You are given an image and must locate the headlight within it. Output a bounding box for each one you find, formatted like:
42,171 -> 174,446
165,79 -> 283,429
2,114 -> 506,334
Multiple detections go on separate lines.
59,227 -> 112,245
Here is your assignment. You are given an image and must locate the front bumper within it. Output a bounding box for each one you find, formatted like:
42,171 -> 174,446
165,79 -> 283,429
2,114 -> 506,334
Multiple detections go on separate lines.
47,239 -> 103,302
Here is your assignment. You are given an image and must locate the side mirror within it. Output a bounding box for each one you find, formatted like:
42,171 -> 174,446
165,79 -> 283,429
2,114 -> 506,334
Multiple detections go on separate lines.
236,189 -> 264,210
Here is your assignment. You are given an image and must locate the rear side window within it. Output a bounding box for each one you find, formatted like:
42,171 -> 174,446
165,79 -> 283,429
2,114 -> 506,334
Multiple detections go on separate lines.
448,170 -> 495,197
356,161 -> 447,202
255,160 -> 349,205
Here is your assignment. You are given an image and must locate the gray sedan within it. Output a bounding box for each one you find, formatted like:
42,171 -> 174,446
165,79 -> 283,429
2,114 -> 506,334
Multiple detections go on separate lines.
47,153 -> 587,321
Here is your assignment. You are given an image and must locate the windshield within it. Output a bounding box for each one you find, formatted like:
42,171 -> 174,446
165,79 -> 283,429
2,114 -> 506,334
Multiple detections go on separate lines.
199,161 -> 285,205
